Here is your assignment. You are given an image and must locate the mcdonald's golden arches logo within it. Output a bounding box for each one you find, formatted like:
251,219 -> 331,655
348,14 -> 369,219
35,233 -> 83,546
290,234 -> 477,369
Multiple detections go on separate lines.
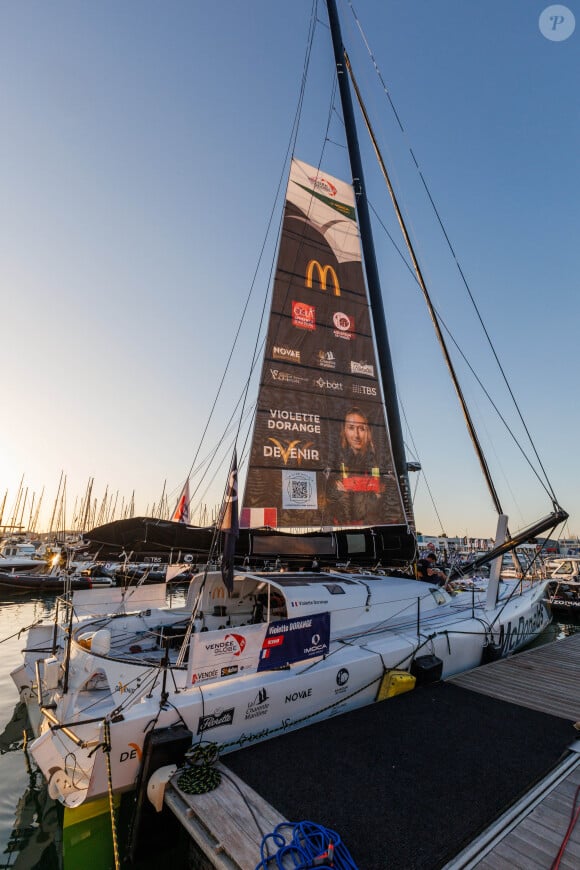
305,260 -> 340,296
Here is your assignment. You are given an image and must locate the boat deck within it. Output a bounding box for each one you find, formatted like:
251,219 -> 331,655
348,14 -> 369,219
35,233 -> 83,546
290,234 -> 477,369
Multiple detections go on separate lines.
162,633 -> 580,869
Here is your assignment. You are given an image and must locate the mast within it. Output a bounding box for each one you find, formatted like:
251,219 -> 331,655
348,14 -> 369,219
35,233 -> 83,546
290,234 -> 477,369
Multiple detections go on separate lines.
325,0 -> 413,527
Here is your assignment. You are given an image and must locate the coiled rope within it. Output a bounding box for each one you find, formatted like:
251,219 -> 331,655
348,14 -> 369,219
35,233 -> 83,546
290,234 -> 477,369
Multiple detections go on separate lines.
255,820 -> 358,870
177,742 -> 222,794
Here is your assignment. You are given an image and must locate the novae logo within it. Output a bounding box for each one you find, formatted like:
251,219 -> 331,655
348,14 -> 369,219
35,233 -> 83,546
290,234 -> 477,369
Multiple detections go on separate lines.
273,345 -> 300,362
285,688 -> 313,703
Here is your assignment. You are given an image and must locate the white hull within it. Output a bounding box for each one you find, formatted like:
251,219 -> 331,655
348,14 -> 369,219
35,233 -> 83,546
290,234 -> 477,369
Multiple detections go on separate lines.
13,570 -> 550,808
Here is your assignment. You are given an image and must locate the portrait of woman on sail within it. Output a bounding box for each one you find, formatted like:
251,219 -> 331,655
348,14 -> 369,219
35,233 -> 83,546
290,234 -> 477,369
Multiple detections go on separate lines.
327,406 -> 394,526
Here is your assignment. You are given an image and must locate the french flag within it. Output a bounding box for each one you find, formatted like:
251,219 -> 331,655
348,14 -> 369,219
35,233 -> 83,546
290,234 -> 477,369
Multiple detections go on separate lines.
240,507 -> 278,528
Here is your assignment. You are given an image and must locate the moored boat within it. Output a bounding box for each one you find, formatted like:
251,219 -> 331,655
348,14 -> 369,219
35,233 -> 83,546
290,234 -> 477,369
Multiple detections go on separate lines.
11,0 -> 567,812
0,539 -> 46,574
0,571 -> 94,591
545,557 -> 580,614
13,566 -> 550,807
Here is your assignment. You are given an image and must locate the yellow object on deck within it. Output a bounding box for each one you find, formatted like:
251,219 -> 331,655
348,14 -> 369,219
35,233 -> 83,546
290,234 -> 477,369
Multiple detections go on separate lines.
376,669 -> 416,701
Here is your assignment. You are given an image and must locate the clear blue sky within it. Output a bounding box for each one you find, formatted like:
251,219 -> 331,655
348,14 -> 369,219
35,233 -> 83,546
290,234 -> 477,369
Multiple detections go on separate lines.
1,1 -> 578,540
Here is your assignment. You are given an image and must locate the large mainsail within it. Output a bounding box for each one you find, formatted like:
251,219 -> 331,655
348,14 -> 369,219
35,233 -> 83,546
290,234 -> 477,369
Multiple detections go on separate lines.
242,158 -> 407,530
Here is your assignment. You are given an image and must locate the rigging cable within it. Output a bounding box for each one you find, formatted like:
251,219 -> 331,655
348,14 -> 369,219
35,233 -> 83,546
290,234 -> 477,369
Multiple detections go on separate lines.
345,46 -> 504,519
367,197 -> 560,509
398,400 -> 447,537
175,0 -> 320,517
345,0 -> 563,512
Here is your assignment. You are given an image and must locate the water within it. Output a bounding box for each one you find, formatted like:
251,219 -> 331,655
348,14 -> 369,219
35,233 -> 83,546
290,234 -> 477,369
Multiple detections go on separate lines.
0,589 -> 191,870
0,591 -> 578,869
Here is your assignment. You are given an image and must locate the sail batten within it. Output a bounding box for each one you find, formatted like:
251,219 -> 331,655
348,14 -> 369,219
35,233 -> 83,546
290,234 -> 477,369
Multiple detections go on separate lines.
242,158 -> 406,531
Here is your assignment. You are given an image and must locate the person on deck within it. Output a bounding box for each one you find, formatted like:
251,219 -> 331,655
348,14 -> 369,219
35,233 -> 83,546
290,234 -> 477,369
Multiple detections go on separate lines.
417,553 -> 453,592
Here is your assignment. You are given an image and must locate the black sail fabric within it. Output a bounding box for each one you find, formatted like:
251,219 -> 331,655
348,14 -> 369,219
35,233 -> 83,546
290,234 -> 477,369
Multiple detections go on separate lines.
242,158 -> 406,531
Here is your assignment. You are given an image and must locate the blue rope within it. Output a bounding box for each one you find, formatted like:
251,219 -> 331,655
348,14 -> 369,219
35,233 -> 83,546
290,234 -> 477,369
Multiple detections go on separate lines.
255,820 -> 359,870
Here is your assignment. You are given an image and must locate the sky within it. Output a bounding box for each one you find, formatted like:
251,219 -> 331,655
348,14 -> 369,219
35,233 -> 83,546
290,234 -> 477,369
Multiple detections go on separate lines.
0,0 -> 578,540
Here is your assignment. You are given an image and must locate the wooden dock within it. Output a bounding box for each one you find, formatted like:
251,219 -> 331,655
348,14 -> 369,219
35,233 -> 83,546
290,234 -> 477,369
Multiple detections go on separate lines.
164,763 -> 290,870
444,744 -> 580,869
444,633 -> 580,868
449,632 -> 580,722
163,634 -> 580,869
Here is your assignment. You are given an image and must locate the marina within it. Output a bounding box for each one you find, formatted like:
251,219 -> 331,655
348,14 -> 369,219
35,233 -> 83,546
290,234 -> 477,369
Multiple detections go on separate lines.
0,1 -> 578,869
7,0 -> 571,823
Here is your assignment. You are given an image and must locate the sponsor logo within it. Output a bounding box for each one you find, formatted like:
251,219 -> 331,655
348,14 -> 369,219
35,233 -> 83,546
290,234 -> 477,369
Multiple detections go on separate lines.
120,742 -> 142,764
292,301 -> 316,330
350,360 -> 374,377
305,260 -> 341,296
269,369 -> 309,386
203,634 -> 246,657
353,383 -> 377,397
317,350 -> 336,370
191,667 -> 219,684
115,679 -> 142,695
313,377 -> 343,392
285,688 -> 313,704
263,635 -> 284,648
264,439 -> 319,464
197,708 -> 235,734
333,311 -> 354,340
272,345 -> 301,363
303,634 -> 328,656
334,668 -> 350,695
233,728 -> 272,748
244,688 -> 270,721
498,603 -> 546,655
221,665 -> 239,677
308,175 -> 338,197
267,409 -> 321,433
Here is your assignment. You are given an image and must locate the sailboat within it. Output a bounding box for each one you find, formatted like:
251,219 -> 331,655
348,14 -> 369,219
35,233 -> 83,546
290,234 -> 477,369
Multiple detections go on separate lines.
12,0 -> 567,810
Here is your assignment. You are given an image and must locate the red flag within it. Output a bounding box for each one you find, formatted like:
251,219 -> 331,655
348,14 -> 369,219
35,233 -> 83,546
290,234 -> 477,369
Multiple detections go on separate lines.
172,480 -> 190,524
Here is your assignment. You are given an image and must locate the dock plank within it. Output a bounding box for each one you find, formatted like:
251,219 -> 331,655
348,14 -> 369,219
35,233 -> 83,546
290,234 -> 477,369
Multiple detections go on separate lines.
164,762 -> 289,870
468,760 -> 580,869
450,633 -> 580,721
476,838 -> 544,869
